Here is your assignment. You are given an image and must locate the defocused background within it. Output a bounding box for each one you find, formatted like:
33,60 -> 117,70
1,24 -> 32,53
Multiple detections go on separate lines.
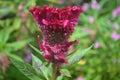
0,0 -> 120,80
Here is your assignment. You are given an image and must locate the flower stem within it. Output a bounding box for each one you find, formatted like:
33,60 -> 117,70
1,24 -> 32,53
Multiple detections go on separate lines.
51,64 -> 57,80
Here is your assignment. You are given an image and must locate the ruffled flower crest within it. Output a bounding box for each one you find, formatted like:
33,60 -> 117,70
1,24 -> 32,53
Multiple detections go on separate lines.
29,5 -> 83,66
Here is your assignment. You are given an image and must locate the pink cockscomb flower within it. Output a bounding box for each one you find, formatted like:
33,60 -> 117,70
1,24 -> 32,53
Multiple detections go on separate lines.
89,16 -> 94,23
112,6 -> 120,17
94,42 -> 101,49
29,6 -> 83,67
110,32 -> 120,41
82,3 -> 89,11
91,0 -> 100,10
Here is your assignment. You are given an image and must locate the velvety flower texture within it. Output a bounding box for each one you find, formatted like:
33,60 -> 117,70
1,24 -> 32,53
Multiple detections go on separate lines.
29,5 -> 82,66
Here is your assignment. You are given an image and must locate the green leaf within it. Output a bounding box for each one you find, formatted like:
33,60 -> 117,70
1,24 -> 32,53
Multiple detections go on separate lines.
6,40 -> 28,51
10,57 -> 43,80
29,44 -> 43,55
57,75 -> 63,80
6,52 -> 23,61
60,69 -> 71,77
29,44 -> 45,61
68,45 -> 93,64
13,18 -> 22,30
46,0 -> 58,3
0,29 -> 12,43
32,54 -> 49,80
70,27 -> 89,40
0,7 -> 11,19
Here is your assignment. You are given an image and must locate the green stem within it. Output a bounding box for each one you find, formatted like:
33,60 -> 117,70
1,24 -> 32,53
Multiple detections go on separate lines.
51,64 -> 57,80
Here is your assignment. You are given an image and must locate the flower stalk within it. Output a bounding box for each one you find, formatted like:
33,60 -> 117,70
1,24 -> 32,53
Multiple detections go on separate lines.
51,64 -> 57,80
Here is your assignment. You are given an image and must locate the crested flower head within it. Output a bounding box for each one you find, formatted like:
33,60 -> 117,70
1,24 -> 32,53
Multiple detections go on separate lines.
29,5 -> 82,66
30,5 -> 82,46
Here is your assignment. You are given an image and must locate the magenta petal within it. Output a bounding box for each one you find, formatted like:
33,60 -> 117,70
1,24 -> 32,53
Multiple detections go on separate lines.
42,19 -> 49,25
54,54 -> 68,64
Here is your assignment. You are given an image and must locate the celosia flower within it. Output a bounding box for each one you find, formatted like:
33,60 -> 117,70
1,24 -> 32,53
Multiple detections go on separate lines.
82,3 -> 89,11
91,0 -> 100,10
110,32 -> 120,41
112,6 -> 120,17
29,6 -> 83,66
89,16 -> 94,23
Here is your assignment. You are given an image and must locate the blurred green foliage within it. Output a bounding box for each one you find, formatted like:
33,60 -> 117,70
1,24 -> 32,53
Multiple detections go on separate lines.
0,0 -> 120,80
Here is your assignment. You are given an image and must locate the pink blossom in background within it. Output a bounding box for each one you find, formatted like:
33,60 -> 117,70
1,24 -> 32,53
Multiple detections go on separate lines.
77,77 -> 84,80
18,4 -> 23,11
82,3 -> 89,11
58,0 -> 64,5
89,16 -> 94,23
24,50 -> 32,63
113,23 -> 119,30
112,6 -> 120,17
82,28 -> 95,40
94,42 -> 101,49
110,32 -> 120,41
91,0 -> 100,10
